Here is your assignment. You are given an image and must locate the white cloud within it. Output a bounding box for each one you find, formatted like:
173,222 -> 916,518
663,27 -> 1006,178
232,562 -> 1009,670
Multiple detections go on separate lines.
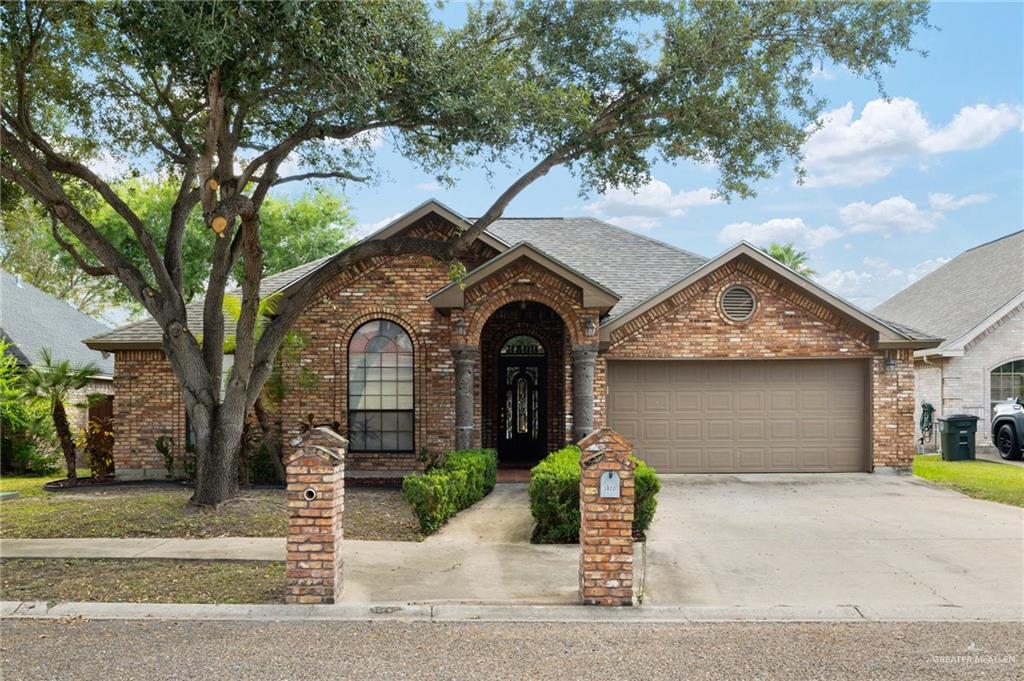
838,195 -> 938,235
90,152 -> 132,181
927,192 -> 995,211
717,217 -> 842,250
802,98 -> 1023,187
355,212 -> 403,238
816,256 -> 951,309
585,179 -> 719,230
921,104 -> 1023,153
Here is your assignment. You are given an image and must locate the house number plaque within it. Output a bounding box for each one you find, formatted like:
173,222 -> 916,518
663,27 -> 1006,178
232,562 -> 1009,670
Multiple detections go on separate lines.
599,471 -> 621,498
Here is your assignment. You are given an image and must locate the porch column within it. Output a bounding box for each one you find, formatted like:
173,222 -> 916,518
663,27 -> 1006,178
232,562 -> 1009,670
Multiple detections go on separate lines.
572,343 -> 599,440
452,344 -> 478,450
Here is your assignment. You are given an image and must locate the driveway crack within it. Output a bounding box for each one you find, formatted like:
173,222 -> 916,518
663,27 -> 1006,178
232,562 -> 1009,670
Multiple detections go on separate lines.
882,561 -> 956,606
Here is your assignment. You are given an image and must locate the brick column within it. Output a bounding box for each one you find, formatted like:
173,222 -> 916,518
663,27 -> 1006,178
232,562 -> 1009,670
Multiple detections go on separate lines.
285,426 -> 346,605
452,344 -> 477,450
571,343 -> 598,440
578,427 -> 635,606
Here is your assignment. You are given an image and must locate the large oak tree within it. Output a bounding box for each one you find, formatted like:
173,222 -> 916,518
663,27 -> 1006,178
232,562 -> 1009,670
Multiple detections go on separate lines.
1,0 -> 930,505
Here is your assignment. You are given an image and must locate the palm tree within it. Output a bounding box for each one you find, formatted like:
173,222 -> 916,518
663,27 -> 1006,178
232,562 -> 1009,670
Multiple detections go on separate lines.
20,348 -> 99,485
763,242 -> 816,276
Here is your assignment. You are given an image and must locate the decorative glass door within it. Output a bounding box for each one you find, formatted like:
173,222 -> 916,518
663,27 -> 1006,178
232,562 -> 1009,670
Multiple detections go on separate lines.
498,336 -> 547,464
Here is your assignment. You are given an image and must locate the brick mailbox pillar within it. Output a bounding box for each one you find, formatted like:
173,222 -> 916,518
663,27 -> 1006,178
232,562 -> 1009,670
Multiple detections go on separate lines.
284,426 -> 347,605
578,427 -> 635,606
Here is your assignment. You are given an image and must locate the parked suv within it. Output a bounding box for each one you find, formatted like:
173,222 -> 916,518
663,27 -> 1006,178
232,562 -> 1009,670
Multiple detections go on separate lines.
991,398 -> 1023,460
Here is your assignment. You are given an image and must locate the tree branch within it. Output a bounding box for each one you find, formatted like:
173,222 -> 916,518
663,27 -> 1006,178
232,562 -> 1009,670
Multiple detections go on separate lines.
262,170 -> 370,186
49,215 -> 112,277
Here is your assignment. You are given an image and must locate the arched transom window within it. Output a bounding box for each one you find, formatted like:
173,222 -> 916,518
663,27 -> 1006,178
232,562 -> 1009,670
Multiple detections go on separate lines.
991,359 -> 1024,408
348,320 -> 414,452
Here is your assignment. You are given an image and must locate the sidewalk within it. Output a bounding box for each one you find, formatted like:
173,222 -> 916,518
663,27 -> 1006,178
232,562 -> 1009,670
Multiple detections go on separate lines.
0,536 -> 579,605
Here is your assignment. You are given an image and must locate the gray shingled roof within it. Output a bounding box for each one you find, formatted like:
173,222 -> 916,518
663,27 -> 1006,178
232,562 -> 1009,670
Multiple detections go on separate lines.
1,269 -> 114,377
486,218 -> 707,319
86,217 -> 708,349
872,230 -> 1024,350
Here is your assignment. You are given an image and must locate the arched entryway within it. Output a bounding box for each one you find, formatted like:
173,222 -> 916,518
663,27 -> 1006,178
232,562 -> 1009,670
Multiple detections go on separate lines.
480,301 -> 567,466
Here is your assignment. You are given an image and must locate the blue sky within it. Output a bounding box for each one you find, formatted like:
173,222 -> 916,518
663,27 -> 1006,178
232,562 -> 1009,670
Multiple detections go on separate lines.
287,2 -> 1024,310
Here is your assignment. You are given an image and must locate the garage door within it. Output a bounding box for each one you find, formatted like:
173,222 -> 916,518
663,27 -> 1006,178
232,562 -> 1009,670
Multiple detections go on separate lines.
607,360 -> 868,473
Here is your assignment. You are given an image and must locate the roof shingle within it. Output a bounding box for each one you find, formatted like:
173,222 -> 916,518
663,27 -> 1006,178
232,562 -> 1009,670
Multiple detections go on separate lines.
871,231 -> 1024,350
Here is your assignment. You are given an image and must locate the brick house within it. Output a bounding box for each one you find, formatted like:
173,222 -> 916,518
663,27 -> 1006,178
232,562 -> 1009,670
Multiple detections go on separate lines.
85,200 -> 940,480
873,231 -> 1024,452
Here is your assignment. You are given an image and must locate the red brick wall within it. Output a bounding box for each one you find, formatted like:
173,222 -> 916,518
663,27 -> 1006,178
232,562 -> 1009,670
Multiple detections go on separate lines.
111,350 -> 187,478
277,216 -> 497,471
601,258 -> 915,468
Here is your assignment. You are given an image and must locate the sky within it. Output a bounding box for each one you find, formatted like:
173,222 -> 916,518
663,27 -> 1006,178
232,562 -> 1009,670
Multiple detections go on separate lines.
308,1 -> 1023,311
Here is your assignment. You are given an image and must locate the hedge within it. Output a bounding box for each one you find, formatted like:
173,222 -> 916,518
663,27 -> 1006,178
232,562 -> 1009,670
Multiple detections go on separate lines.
402,449 -> 497,533
528,445 -> 661,543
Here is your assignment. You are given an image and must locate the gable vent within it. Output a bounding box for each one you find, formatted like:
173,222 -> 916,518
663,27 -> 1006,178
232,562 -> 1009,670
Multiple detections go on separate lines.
721,285 -> 756,322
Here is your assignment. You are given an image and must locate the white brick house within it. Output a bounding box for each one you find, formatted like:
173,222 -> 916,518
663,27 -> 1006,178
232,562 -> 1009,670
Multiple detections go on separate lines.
873,231 -> 1024,452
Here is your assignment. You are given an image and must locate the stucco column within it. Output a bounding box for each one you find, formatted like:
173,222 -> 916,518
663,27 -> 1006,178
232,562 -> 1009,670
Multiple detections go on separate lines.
452,344 -> 478,450
572,343 -> 599,441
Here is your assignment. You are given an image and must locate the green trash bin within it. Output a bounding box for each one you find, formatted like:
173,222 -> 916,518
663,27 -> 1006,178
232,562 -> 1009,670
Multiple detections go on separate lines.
938,415 -> 980,461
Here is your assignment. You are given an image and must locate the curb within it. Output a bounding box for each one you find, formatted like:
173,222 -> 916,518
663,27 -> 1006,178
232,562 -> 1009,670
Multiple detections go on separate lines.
2,601 -> 1021,623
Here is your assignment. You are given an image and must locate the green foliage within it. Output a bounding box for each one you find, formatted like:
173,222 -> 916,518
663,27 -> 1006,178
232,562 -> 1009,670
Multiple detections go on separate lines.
528,446 -> 661,543
0,182 -> 354,320
0,341 -> 65,474
155,435 -> 175,479
763,243 -> 816,277
402,449 -> 497,533
632,458 -> 661,539
528,446 -> 584,543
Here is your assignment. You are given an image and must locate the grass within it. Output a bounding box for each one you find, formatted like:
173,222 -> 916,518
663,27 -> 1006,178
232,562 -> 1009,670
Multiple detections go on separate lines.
0,475 -> 421,541
912,455 -> 1024,507
0,558 -> 285,604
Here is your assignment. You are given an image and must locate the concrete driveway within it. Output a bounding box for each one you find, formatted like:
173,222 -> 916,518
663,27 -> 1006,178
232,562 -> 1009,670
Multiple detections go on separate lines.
643,473 -> 1024,611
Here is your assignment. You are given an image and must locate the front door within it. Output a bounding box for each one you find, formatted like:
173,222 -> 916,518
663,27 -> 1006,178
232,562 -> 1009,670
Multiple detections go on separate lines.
497,336 -> 547,464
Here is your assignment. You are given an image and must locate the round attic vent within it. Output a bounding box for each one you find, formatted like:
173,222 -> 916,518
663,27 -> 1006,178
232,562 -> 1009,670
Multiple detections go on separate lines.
721,285 -> 756,322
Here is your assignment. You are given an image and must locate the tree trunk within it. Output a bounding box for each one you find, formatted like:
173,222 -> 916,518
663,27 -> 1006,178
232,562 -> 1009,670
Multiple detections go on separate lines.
254,396 -> 285,483
189,407 -> 241,506
52,399 -> 77,486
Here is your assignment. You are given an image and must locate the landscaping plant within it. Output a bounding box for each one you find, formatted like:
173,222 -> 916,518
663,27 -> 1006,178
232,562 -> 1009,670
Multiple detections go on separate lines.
402,449 -> 497,533
529,446 -> 661,543
18,348 -> 99,486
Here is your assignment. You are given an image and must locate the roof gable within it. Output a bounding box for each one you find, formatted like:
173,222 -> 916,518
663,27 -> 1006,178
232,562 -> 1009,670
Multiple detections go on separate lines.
428,241 -> 619,311
599,242 -> 941,349
872,230 -> 1024,352
1,270 -> 114,376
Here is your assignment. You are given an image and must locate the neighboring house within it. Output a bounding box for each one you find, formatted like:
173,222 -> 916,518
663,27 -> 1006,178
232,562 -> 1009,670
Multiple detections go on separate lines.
873,230 -> 1024,452
85,200 -> 939,480
1,269 -> 115,431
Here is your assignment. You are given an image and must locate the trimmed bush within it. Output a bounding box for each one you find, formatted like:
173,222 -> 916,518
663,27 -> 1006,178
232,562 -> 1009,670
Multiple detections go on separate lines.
402,449 -> 497,534
528,445 -> 661,543
528,446 -> 581,543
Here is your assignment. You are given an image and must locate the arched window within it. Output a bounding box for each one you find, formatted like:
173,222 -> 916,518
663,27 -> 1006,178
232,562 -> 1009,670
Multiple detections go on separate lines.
348,320 -> 414,452
991,359 -> 1024,408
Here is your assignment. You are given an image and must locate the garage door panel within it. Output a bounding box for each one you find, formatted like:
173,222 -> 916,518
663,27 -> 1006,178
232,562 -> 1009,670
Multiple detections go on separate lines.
608,359 -> 867,473
705,391 -> 733,412
737,419 -> 766,440
609,391 -> 639,415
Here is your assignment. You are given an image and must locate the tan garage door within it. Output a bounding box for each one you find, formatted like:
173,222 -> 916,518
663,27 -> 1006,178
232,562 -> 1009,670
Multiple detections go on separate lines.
607,360 -> 868,473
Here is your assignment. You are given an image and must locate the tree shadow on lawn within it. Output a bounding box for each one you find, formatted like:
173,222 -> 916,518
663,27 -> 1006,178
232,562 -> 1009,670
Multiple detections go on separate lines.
0,483 -> 421,541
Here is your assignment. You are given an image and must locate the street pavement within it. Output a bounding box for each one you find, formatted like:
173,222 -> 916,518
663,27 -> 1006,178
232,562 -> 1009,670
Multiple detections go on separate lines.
2,619 -> 1021,680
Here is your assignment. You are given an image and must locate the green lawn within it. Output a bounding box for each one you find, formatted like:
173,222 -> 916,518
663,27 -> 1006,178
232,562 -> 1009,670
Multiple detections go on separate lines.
0,558 -> 284,604
912,455 -> 1024,507
0,474 -> 421,541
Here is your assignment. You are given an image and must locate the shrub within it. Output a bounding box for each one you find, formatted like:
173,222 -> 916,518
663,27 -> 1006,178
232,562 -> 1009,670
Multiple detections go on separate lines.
528,446 -> 661,543
402,449 -> 497,533
632,457 -> 661,540
528,446 -> 582,543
